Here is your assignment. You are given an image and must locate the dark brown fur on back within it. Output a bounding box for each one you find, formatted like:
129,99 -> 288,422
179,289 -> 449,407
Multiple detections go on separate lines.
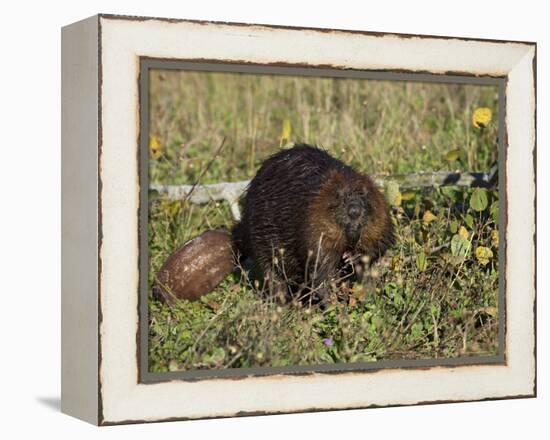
232,144 -> 394,301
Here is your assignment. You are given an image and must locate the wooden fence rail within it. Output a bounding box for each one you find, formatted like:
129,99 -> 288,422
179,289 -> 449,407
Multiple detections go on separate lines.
150,168 -> 497,221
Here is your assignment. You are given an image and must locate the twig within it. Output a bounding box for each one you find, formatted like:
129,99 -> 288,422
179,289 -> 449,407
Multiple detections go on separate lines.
182,137 -> 226,205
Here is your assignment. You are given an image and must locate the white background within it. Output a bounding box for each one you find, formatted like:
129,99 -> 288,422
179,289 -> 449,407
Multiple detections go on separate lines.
0,0 -> 546,438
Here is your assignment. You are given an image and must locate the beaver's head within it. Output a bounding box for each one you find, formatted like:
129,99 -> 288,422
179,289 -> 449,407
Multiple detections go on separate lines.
310,167 -> 391,257
330,185 -> 371,246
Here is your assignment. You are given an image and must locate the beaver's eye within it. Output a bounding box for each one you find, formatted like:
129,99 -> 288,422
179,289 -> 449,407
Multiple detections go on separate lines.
328,200 -> 340,209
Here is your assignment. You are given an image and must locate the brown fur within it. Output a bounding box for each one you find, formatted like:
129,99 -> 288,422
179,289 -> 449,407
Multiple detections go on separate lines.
307,169 -> 392,261
232,144 -> 394,302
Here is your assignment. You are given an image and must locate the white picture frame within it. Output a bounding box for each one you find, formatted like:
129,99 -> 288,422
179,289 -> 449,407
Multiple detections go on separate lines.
61,14 -> 536,425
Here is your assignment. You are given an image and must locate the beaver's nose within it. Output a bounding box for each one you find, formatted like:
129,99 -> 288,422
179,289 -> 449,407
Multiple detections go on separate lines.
348,202 -> 362,219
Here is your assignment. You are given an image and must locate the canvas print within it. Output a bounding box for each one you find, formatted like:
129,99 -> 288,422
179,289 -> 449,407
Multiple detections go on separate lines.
146,68 -> 501,374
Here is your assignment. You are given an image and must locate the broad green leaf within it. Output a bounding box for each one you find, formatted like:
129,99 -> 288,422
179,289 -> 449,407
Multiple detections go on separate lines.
470,188 -> 488,212
451,234 -> 471,258
411,322 -> 424,338
450,220 -> 458,234
441,187 -> 457,200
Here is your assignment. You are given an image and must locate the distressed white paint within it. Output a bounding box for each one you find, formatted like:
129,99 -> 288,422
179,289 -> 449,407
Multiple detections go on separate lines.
61,15 -> 100,425
98,16 -> 536,423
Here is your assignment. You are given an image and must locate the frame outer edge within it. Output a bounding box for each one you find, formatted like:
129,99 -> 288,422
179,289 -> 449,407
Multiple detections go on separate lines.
96,16 -> 537,424
97,12 -> 537,46
531,44 -> 537,398
61,14 -> 100,425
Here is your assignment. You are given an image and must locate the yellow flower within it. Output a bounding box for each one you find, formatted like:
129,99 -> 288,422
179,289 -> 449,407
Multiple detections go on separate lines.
391,255 -> 401,270
149,135 -> 162,159
444,148 -> 464,161
458,226 -> 469,239
280,118 -> 292,143
475,246 -> 493,265
472,107 -> 492,129
491,229 -> 499,248
161,200 -> 180,217
481,306 -> 498,317
401,190 -> 416,201
422,210 -> 437,225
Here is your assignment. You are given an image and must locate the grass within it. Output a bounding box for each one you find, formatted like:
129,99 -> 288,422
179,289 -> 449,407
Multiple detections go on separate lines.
147,69 -> 500,373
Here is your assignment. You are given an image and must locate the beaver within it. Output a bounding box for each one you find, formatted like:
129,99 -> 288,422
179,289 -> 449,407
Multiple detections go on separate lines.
232,144 -> 394,302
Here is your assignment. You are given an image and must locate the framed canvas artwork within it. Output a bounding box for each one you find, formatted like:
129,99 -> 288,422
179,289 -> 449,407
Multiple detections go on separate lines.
61,14 -> 536,425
